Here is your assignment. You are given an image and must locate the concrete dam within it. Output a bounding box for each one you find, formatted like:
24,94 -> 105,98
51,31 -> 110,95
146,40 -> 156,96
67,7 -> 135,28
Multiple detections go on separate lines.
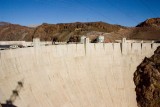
0,40 -> 160,107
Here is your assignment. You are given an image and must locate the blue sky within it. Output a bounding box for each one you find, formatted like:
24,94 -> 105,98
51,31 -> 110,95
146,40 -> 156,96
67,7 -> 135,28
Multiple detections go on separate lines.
0,0 -> 160,26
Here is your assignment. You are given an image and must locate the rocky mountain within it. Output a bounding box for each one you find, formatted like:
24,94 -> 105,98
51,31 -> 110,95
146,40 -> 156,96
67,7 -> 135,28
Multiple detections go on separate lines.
0,22 -> 11,26
134,46 -> 160,107
33,22 -> 126,42
0,23 -> 34,41
131,18 -> 160,40
115,26 -> 160,40
0,21 -> 126,42
112,18 -> 160,41
136,18 -> 160,27
0,18 -> 160,42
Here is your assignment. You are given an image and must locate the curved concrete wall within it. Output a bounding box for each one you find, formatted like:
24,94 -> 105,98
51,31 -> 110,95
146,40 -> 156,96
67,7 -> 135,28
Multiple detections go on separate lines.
0,43 -> 160,107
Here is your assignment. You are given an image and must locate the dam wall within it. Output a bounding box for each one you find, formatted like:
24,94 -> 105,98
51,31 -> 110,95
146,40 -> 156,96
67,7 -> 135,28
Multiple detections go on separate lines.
0,42 -> 160,107
0,41 -> 52,47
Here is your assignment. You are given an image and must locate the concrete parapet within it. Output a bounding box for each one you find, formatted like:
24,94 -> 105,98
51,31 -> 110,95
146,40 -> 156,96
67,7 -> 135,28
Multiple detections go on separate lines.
1,42 -> 160,58
104,43 -> 113,54
0,41 -> 26,45
85,43 -> 95,56
152,43 -> 160,50
142,43 -> 152,57
33,38 -> 40,47
56,45 -> 67,57
76,44 -> 85,56
131,43 -> 142,54
122,38 -> 127,55
94,43 -> 105,55
67,44 -> 77,57
126,43 -> 132,54
113,43 -> 121,55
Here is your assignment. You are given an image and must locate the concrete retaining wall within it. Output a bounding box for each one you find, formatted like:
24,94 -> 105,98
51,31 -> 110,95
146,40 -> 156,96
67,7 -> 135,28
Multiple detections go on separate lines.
0,42 -> 160,107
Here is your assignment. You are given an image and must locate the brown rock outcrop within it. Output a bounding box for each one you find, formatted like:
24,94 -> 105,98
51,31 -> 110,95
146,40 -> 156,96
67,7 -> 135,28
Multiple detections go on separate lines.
136,18 -> 160,27
134,46 -> 160,107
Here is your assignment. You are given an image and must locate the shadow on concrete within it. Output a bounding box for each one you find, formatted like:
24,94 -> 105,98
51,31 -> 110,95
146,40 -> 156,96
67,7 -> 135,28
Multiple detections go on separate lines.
1,103 -> 17,107
1,97 -> 17,107
0,80 -> 24,107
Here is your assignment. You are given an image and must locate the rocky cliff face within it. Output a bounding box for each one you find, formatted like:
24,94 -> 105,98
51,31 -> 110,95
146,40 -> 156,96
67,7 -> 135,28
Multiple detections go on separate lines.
134,46 -> 160,107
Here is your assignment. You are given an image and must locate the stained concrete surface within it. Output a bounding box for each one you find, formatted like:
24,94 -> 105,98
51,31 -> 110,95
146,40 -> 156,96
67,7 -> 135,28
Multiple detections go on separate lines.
0,43 -> 160,107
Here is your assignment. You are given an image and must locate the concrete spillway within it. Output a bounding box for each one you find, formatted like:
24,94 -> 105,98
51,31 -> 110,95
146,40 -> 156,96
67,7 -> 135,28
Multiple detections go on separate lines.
0,42 -> 160,107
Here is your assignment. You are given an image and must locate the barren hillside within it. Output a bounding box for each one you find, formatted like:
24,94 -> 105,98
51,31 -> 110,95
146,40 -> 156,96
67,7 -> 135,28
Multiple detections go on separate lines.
0,24 -> 34,41
0,18 -> 160,42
